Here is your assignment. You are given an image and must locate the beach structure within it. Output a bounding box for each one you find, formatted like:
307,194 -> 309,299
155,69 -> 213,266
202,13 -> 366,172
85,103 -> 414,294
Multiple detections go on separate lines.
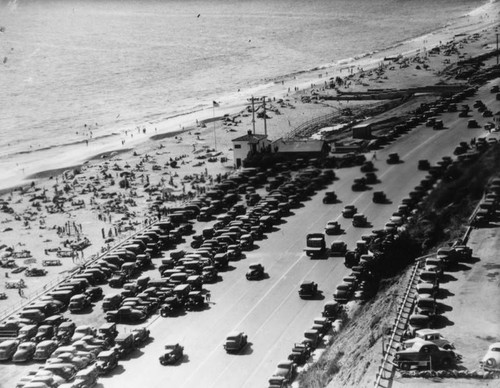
352,123 -> 372,139
231,131 -> 271,168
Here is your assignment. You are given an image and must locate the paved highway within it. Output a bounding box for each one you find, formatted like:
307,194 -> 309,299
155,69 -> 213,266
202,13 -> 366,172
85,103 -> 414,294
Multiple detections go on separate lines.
2,82 -> 497,388
96,82 -> 497,388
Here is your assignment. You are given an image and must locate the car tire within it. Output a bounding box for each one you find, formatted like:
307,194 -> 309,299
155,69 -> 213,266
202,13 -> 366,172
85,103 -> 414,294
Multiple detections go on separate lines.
400,362 -> 410,370
160,359 -> 166,365
485,358 -> 497,368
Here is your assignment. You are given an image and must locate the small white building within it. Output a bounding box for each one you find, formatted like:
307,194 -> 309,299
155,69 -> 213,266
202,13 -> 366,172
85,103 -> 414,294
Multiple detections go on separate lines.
231,131 -> 271,168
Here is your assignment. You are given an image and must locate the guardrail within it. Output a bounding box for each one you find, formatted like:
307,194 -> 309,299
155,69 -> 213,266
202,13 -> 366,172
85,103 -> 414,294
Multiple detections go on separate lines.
0,220 -> 155,322
374,195 -> 483,387
373,255 -> 428,388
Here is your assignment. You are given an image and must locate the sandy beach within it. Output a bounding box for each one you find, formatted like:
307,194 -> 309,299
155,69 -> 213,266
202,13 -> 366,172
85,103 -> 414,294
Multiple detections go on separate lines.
1,0 -> 499,324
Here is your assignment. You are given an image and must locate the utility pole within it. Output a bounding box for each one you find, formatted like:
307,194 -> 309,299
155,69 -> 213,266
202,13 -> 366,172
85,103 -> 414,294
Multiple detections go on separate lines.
263,96 -> 267,136
251,96 -> 256,134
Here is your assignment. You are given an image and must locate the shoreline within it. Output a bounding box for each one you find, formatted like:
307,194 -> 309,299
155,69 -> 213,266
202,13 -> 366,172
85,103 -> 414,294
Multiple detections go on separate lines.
0,0 -> 495,193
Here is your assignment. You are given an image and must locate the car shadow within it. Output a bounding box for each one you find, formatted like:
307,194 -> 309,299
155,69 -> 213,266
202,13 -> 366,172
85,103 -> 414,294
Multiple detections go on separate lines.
440,274 -> 457,283
436,302 -> 453,314
435,288 -> 454,299
461,255 -> 480,265
225,265 -> 237,272
446,263 -> 472,272
432,315 -> 454,329
127,349 -> 145,359
101,364 -> 126,377
179,354 -> 190,364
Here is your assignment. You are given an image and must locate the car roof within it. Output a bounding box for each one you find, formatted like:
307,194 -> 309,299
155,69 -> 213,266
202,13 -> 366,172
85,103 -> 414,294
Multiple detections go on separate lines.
226,331 -> 243,338
416,329 -> 440,336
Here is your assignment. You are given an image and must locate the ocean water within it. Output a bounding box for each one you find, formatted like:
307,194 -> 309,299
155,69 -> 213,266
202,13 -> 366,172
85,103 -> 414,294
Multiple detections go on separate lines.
0,0 -> 487,183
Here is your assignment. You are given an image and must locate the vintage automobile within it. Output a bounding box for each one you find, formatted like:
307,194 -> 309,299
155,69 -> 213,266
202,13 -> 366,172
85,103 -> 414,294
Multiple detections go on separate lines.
330,241 -> 347,257
69,295 -> 92,313
312,317 -> 332,337
113,333 -> 135,359
322,191 -> 338,204
159,343 -> 184,365
59,364 -> 99,388
131,327 -> 150,347
71,325 -> 97,343
56,322 -> 77,345
268,375 -> 287,388
401,329 -> 454,350
33,339 -> 59,361
201,266 -> 218,283
302,329 -> 320,349
272,360 -> 297,384
25,268 -> 48,277
185,291 -> 206,311
246,263 -> 265,280
43,363 -> 78,382
394,340 -> 457,370
352,213 -> 368,227
372,191 -> 387,204
333,282 -> 353,304
480,342 -> 500,370
12,341 -> 36,363
105,306 -> 147,323
406,314 -> 431,338
160,296 -> 184,317
324,221 -> 341,235
0,339 -> 19,361
364,172 -> 378,184
360,161 -> 375,172
47,351 -> 91,370
418,160 -> 431,170
342,205 -> 357,218
109,273 -> 127,288
287,342 -> 311,365
298,281 -> 318,299
223,331 -> 248,353
16,324 -> 38,342
95,349 -> 119,375
387,153 -> 400,164
322,301 -> 342,321
34,325 -> 56,343
97,322 -> 118,344
351,178 -> 367,191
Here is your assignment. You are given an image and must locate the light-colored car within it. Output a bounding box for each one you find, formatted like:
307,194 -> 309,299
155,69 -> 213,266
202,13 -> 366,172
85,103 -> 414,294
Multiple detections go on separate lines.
33,340 -> 59,361
272,360 -> 297,383
402,329 -> 454,350
480,342 -> 500,370
0,339 -> 19,361
12,341 -> 36,363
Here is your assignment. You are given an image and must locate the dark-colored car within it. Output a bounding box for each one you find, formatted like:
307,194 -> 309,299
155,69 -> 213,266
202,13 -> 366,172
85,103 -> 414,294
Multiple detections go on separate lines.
298,281 -> 318,299
95,349 -> 119,375
246,263 -> 265,280
394,341 -> 457,370
159,343 -> 184,365
223,332 -> 248,353
387,153 -> 400,164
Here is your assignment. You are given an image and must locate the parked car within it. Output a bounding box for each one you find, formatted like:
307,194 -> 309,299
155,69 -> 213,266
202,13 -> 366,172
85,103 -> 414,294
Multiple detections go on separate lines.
223,332 -> 248,353
330,241 -> 347,256
105,307 -> 147,323
95,349 -> 119,375
113,333 -> 135,359
272,360 -> 297,384
131,327 -> 150,347
394,341 -> 457,370
322,301 -> 342,321
418,160 -> 431,170
0,339 -> 19,361
288,342 -> 311,365
185,291 -> 206,311
34,325 -> 56,343
402,329 -> 454,350
480,342 -> 500,370
159,343 -> 184,365
298,281 -> 318,299
246,263 -> 265,280
342,205 -> 357,218
12,341 -> 36,363
33,339 -> 59,361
